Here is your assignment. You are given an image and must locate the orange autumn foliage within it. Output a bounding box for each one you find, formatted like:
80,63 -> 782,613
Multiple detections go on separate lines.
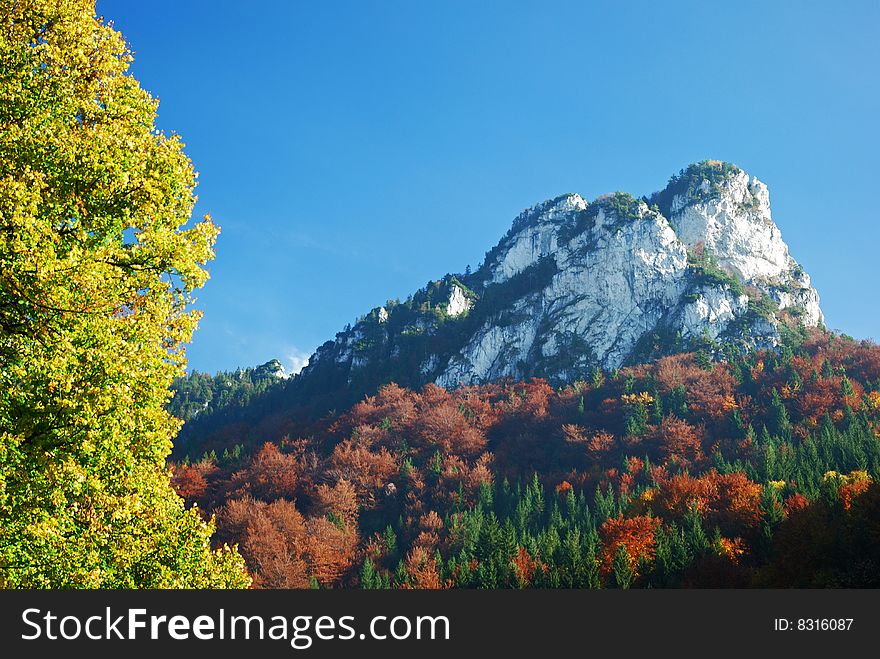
313,479 -> 360,527
218,497 -> 310,589
599,515 -> 661,576
651,470 -> 763,533
171,461 -> 215,505
654,415 -> 704,468
231,442 -> 301,501
511,546 -> 539,587
402,546 -> 447,589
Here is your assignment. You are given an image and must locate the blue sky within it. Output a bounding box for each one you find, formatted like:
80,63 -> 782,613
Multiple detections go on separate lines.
99,0 -> 880,374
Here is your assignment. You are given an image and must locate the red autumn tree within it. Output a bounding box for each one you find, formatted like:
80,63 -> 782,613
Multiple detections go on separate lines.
215,497 -> 310,589
328,440 -> 397,503
651,470 -> 762,535
511,546 -> 540,587
231,442 -> 301,501
411,396 -> 487,457
599,515 -> 661,577
402,546 -> 446,589
655,415 -> 704,469
303,516 -> 359,586
170,461 -> 215,506
313,479 -> 360,527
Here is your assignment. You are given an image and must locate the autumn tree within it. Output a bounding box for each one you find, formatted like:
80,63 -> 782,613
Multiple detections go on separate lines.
231,442 -> 301,501
412,387 -> 487,457
146,323 -> 880,589
599,515 -> 660,580
313,479 -> 360,528
0,1 -> 247,587
329,439 -> 397,502
401,546 -> 445,589
304,516 -> 359,586
171,460 -> 217,507
655,415 -> 704,469
239,499 -> 310,589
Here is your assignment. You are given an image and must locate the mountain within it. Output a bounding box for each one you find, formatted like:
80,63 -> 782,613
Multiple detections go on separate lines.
301,161 -> 820,383
172,160 -> 823,449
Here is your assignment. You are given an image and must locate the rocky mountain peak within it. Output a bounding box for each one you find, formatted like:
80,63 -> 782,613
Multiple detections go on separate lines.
659,164 -> 787,279
295,161 -> 823,399
652,161 -> 822,326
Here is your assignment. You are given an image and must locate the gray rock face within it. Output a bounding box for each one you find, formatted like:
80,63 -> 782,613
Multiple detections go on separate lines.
298,162 -> 823,391
666,169 -> 822,326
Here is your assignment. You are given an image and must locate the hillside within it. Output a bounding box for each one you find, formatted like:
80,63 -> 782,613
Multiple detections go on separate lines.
172,332 -> 880,588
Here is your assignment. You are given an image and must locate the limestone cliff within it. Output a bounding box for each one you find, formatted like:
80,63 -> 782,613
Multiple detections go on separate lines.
298,161 -> 822,391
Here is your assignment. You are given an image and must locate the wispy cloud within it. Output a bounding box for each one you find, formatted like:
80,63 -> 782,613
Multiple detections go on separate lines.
285,346 -> 313,376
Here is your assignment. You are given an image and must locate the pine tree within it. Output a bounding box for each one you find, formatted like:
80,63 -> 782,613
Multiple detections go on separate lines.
360,558 -> 378,589
625,400 -> 649,436
592,367 -> 605,389
584,530 -> 602,589
383,525 -> 398,558
611,545 -> 633,589
501,519 -> 518,561
394,560 -> 410,588
529,473 -> 545,521
565,489 -> 579,523
684,506 -> 710,556
758,486 -> 784,557
668,384 -> 689,418
651,525 -> 673,586
769,388 -> 792,439
561,528 -> 583,587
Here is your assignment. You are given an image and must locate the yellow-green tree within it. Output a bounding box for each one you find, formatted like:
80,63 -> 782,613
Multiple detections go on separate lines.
0,0 -> 249,587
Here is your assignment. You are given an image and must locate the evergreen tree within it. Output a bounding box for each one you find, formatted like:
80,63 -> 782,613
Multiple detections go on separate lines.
769,389 -> 792,439
684,506 -> 710,556
758,486 -> 784,558
611,545 -> 633,589
360,558 -> 379,589
584,530 -> 602,589
383,525 -> 398,558
667,384 -> 689,418
625,400 -> 649,436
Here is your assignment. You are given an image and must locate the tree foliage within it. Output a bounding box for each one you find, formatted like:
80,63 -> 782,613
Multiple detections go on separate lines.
0,0 -> 247,587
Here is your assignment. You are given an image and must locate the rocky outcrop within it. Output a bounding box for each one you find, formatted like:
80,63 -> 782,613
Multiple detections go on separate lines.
446,284 -> 473,317
661,167 -> 823,326
251,359 -> 287,380
296,161 -> 823,392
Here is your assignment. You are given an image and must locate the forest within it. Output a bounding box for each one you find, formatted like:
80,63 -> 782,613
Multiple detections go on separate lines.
170,330 -> 880,588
